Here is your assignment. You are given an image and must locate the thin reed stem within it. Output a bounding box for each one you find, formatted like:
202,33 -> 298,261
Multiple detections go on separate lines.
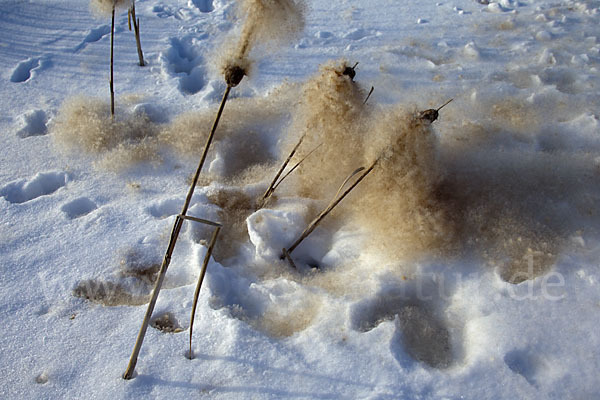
110,5 -> 115,118
262,135 -> 305,202
363,86 -> 374,105
283,159 -> 378,261
131,1 -> 145,66
188,225 -> 221,359
270,143 -> 321,194
123,86 -> 234,380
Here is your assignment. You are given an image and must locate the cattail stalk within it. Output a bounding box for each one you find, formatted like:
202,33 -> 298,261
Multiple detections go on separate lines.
270,144 -> 321,196
363,86 -> 374,105
188,222 -> 221,359
110,4 -> 115,117
123,84 -> 236,380
262,135 -> 305,202
130,1 -> 145,66
261,139 -> 321,207
282,159 -> 378,266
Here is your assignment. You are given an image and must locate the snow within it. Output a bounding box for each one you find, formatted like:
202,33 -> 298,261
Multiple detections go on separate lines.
1,171 -> 69,204
2,0 -> 600,398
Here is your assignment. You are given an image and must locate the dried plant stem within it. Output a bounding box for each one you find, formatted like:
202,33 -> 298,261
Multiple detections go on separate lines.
110,4 -> 115,118
261,142 -> 321,207
130,1 -> 145,67
262,135 -> 305,202
438,98 -> 453,110
188,223 -> 221,360
281,247 -> 297,269
271,144 -> 321,195
283,159 -> 378,263
363,86 -> 374,105
123,86 -> 234,380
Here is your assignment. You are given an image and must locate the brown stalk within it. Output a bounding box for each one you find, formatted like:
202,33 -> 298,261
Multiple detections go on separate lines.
282,159 -> 378,266
262,134 -> 305,202
270,144 -> 321,196
123,83 -> 237,380
363,86 -> 374,105
188,221 -> 221,360
261,140 -> 321,206
110,4 -> 115,118
130,1 -> 145,67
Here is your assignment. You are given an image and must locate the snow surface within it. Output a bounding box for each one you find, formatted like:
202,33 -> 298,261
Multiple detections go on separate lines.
2,0 -> 600,398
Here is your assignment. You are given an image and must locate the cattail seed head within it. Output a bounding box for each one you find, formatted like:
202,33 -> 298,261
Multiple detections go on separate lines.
224,65 -> 246,87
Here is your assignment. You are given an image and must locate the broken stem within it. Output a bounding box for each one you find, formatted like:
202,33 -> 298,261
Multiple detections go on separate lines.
188,224 -> 221,360
123,85 -> 234,380
284,159 -> 378,259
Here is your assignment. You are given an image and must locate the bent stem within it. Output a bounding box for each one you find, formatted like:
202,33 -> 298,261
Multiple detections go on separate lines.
123,85 -> 234,380
188,224 -> 221,360
282,159 -> 378,265
262,135 -> 305,202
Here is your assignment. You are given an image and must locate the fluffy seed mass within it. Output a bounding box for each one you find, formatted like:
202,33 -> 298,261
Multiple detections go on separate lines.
220,0 -> 306,80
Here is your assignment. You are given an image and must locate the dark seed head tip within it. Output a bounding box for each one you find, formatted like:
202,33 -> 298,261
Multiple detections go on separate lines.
343,68 -> 356,80
342,62 -> 359,81
419,109 -> 439,124
224,65 -> 246,87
